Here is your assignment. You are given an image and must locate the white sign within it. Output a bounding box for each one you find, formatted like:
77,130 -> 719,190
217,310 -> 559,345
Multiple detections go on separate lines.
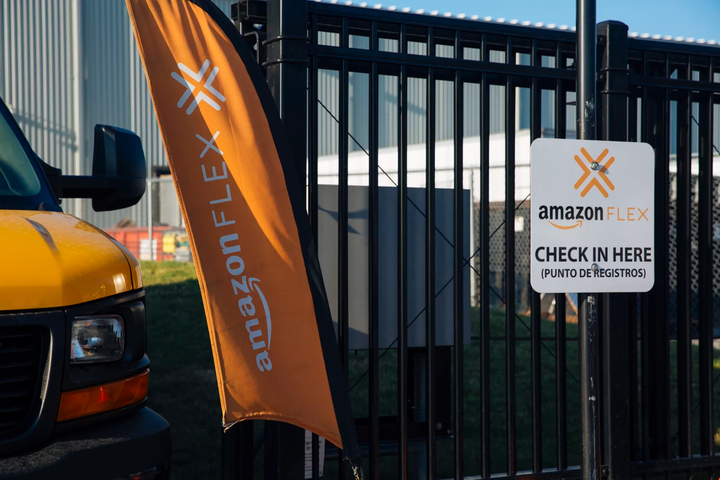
304,430 -> 325,478
530,139 -> 655,293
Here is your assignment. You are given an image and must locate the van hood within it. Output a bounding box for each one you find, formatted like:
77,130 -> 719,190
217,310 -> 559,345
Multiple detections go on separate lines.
0,211 -> 142,311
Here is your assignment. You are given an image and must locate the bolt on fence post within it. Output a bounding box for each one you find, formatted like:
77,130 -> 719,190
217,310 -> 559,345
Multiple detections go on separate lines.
576,2 -> 602,480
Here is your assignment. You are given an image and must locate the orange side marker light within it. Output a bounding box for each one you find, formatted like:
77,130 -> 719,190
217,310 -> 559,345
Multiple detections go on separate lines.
57,369 -> 149,422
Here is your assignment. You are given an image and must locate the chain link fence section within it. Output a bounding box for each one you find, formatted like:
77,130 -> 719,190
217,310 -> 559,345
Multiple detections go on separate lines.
98,176 -> 192,263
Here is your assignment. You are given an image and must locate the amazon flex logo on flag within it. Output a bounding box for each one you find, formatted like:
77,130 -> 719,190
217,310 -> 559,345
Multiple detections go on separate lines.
171,59 -> 226,115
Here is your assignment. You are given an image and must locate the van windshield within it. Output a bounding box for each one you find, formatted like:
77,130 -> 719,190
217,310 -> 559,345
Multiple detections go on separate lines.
0,100 -> 59,211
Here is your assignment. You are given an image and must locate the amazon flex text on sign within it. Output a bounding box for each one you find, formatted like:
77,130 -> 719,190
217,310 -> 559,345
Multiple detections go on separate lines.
530,138 -> 655,293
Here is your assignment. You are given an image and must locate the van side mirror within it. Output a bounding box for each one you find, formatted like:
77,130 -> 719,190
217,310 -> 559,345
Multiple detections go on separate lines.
90,125 -> 147,211
42,125 -> 147,212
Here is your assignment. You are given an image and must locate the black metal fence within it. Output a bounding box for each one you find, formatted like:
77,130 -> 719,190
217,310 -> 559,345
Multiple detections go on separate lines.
232,2 -> 720,479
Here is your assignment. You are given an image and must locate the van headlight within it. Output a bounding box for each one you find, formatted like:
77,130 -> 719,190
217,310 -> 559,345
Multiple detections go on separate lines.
70,315 -> 125,363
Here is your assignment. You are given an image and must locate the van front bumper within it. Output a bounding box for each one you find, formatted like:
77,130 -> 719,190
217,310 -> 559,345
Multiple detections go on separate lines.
0,407 -> 171,480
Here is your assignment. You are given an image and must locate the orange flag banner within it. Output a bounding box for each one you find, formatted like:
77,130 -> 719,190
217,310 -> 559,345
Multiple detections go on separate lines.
125,0 -> 359,461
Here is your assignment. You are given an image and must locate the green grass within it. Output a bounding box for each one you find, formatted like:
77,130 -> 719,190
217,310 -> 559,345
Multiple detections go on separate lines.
141,260 -> 720,479
141,261 -> 221,479
342,306 -> 581,478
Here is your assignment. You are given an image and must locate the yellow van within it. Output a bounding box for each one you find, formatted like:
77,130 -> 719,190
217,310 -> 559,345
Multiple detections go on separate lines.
0,97 -> 170,479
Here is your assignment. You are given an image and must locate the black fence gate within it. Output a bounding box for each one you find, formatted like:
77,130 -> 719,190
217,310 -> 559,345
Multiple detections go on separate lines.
230,1 -> 720,479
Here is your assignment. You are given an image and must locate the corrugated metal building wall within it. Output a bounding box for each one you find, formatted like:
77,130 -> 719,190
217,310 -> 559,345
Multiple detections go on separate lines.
0,0 -> 82,216
0,0 -> 233,228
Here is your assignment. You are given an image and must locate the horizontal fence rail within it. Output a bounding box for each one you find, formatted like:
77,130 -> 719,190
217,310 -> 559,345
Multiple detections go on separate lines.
232,2 -> 720,479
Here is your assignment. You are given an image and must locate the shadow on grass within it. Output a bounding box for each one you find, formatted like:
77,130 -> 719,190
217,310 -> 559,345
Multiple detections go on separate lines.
142,262 -> 221,480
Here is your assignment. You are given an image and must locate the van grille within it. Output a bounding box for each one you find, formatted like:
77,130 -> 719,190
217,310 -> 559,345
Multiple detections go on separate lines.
0,327 -> 43,434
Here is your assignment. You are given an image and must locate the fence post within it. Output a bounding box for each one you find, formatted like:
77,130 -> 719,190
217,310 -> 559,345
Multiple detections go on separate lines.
266,0 -> 308,178
597,20 -> 631,480
263,0 -> 308,477
222,422 -> 255,479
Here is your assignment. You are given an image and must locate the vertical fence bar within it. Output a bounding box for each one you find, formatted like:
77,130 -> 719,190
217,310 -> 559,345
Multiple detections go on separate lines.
398,23 -> 409,480
479,65 -> 492,479
426,25 -> 437,480
312,435 -> 319,480
628,106 -> 639,474
555,293 -> 568,470
628,89 -> 639,458
697,84 -> 714,457
368,20 -> 381,480
309,14 -> 319,239
309,16 -> 320,479
641,283 -> 650,462
598,21 -> 631,480
222,422 -> 254,480
644,83 -> 671,460
530,70 -> 543,474
625,79 -> 640,467
676,85 -> 692,459
242,423 -> 255,479
554,56 -> 568,472
337,17 -> 350,479
453,29 -> 465,480
505,68 -> 517,477
639,60 -> 652,461
628,291 -> 639,463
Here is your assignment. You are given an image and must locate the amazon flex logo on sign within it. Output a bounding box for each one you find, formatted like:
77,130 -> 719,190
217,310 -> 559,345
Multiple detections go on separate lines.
530,139 -> 655,293
574,147 -> 614,197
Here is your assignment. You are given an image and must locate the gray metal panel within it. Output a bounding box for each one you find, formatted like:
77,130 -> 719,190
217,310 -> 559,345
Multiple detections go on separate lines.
715,104 -> 720,156
435,79 -> 454,141
159,176 -> 182,227
348,71 -> 369,153
317,184 -> 471,349
318,69 -> 339,156
379,74 -> 398,149
406,76 -> 425,146
318,32 -> 339,156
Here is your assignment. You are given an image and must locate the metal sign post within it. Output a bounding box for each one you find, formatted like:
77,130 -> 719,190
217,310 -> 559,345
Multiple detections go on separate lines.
576,1 -> 601,480
530,10 -> 654,479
